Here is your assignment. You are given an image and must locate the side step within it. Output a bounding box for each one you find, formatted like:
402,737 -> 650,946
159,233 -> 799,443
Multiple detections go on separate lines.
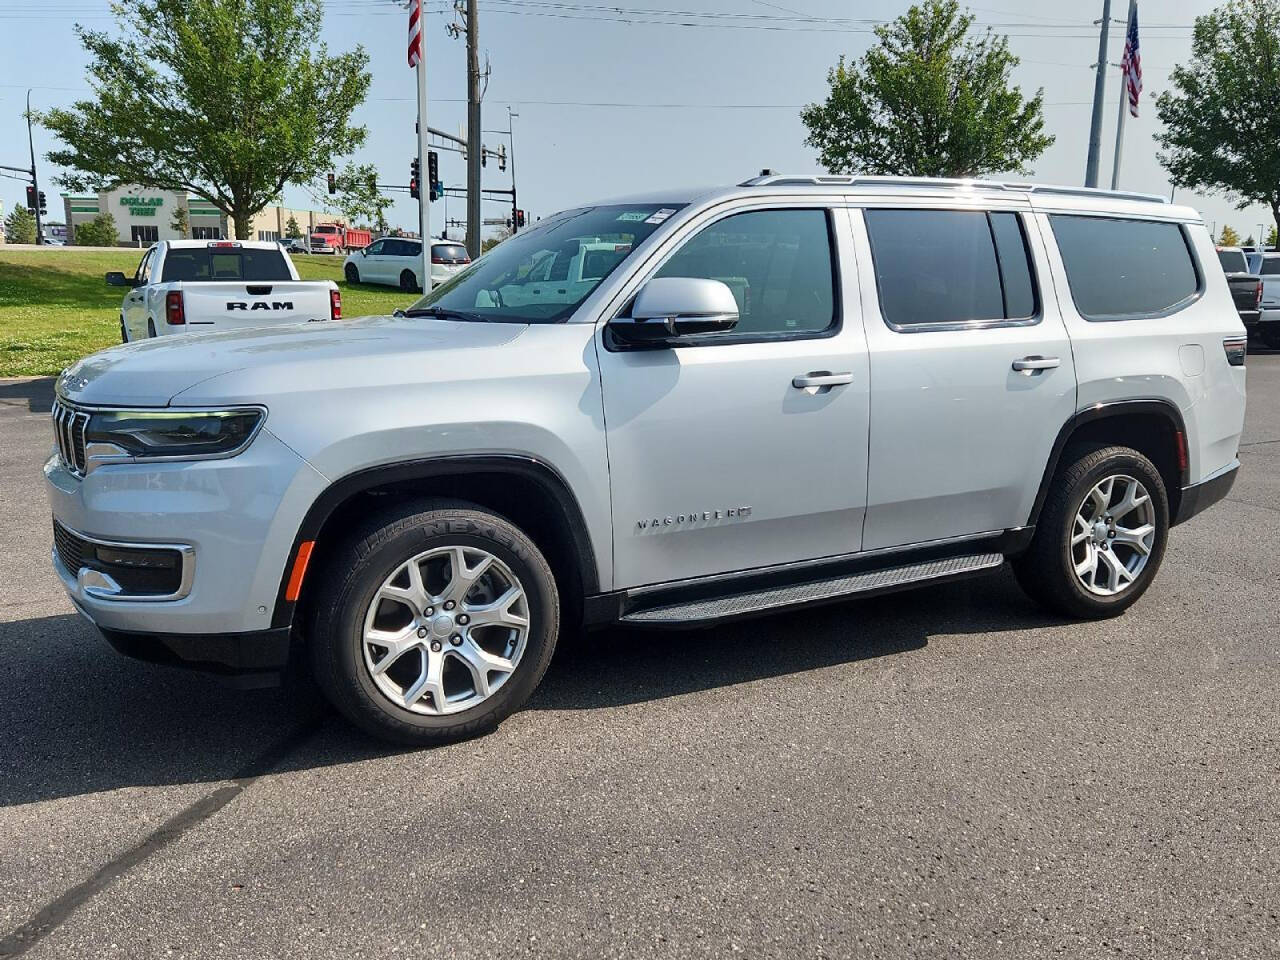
620,553 -> 1005,627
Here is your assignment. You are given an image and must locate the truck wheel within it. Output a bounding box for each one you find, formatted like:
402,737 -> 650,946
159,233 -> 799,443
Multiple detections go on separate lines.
120,316 -> 128,343
399,270 -> 419,293
147,319 -> 157,339
344,263 -> 360,284
309,499 -> 559,745
1014,444 -> 1169,620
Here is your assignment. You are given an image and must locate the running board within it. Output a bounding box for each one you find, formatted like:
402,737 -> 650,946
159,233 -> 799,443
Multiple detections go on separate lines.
619,553 -> 1005,627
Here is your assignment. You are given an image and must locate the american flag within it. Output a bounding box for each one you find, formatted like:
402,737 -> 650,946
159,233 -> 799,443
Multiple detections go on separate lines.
407,0 -> 422,68
1121,4 -> 1142,118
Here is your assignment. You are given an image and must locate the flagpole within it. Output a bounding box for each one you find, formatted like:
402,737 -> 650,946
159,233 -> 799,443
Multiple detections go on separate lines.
1110,0 -> 1137,190
415,0 -> 430,285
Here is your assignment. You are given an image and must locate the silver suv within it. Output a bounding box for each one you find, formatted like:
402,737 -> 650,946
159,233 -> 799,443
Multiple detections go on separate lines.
46,175 -> 1248,744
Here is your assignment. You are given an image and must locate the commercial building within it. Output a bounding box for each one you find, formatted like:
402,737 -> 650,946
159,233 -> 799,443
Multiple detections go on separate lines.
63,186 -> 332,246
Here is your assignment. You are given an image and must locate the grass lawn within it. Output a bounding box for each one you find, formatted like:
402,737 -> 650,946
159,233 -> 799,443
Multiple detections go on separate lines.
0,248 -> 417,377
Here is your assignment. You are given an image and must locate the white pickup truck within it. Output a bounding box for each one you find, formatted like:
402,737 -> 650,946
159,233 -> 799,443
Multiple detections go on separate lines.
107,240 -> 341,341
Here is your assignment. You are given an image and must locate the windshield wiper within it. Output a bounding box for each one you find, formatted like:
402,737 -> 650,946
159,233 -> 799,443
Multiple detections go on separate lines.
403,306 -> 490,322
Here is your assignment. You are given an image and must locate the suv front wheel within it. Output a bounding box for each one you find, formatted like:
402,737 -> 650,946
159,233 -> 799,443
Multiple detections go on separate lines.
309,500 -> 559,745
1014,444 -> 1169,619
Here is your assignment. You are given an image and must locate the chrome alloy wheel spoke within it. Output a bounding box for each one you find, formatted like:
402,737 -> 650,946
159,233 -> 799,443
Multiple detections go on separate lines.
1071,474 -> 1156,598
361,545 -> 529,716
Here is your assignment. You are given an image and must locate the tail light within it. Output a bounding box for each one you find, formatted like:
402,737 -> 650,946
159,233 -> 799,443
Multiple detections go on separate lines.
329,288 -> 342,321
431,254 -> 446,264
1223,336 -> 1247,367
165,291 -> 185,325
1256,281 -> 1264,307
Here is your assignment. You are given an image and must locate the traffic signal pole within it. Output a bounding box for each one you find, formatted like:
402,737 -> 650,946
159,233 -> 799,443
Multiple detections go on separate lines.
26,90 -> 43,244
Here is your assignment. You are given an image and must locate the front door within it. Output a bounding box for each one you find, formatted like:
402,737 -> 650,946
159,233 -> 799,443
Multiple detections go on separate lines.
853,203 -> 1077,550
123,246 -> 154,339
361,239 -> 388,283
598,204 -> 871,589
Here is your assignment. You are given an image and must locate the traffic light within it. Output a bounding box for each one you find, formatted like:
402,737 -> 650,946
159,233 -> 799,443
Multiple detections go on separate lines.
326,172 -> 336,195
37,191 -> 47,215
427,151 -> 439,202
498,144 -> 507,173
481,143 -> 487,168
25,185 -> 36,212
409,157 -> 421,200
516,209 -> 526,229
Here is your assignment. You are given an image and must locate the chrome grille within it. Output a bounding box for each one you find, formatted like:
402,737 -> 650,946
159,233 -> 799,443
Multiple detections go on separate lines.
51,399 -> 90,476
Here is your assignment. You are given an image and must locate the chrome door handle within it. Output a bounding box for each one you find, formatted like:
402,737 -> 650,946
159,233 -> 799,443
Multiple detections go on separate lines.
1012,356 -> 1060,373
792,372 -> 853,390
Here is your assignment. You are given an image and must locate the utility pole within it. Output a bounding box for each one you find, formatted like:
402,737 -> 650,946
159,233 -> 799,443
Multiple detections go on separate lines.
465,0 -> 481,259
1085,0 -> 1112,188
26,89 -> 43,245
413,0 -> 430,279
486,107 -> 519,233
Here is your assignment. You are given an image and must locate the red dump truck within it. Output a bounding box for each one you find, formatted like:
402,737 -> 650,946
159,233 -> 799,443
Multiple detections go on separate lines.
308,222 -> 372,256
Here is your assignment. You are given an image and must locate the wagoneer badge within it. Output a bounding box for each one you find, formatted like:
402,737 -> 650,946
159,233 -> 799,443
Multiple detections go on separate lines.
636,506 -> 752,531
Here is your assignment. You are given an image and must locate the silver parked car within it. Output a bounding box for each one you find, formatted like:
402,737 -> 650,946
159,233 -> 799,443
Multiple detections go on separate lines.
47,175 -> 1247,744
343,237 -> 471,292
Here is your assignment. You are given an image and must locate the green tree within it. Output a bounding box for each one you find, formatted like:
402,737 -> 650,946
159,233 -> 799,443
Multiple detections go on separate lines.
1218,224 -> 1242,246
170,204 -> 189,239
284,215 -> 303,239
801,0 -> 1052,178
73,212 -> 119,246
1269,226 -> 1279,248
4,204 -> 37,244
333,163 -> 391,233
1245,234 -> 1257,246
1157,0 -> 1280,240
40,0 -> 370,242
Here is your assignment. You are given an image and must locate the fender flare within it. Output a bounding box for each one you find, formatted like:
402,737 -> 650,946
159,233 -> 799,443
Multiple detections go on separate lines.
270,454 -> 600,629
1027,398 -> 1190,529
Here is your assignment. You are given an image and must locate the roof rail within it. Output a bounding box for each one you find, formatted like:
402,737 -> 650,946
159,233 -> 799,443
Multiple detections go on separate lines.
738,173 -> 1168,205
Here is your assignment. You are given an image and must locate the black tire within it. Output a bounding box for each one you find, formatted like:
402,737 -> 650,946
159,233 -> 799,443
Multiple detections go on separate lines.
1013,444 -> 1169,620
146,318 -> 157,339
120,316 -> 128,343
344,263 -> 360,284
399,270 -> 419,293
308,499 -> 560,745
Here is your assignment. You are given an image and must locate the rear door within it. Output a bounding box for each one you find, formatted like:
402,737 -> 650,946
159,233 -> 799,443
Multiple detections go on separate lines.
853,200 -> 1077,550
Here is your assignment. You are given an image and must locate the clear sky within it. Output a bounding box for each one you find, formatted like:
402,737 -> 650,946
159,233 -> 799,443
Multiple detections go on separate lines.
1,0 -> 1275,243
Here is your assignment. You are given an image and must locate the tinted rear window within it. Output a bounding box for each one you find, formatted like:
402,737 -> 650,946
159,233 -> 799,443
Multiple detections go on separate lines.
161,248 -> 291,282
1049,216 -> 1200,320
1218,249 -> 1248,273
432,243 -> 468,262
864,209 -> 1038,328
1260,257 -> 1280,276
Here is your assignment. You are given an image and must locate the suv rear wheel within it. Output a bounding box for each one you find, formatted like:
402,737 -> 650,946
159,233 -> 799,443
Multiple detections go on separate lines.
1014,444 -> 1169,619
309,500 -> 559,745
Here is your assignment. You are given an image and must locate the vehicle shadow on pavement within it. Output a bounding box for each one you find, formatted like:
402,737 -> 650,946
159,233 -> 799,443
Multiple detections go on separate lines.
530,570 -> 1056,710
0,573 -> 1059,807
0,377 -> 55,414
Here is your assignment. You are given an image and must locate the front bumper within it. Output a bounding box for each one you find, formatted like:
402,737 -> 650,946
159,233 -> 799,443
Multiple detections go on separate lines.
45,426 -> 327,638
98,626 -> 292,687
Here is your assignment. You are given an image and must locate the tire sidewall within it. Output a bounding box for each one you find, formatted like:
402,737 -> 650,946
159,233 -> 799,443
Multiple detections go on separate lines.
345,264 -> 359,284
322,512 -> 558,741
1054,450 -> 1169,613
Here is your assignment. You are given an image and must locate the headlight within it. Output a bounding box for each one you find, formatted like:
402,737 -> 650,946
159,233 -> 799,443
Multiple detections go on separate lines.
85,408 -> 264,462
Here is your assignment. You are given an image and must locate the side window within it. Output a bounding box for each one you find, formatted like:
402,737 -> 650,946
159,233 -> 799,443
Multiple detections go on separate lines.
864,209 -> 1038,330
653,208 -> 837,338
1049,215 -> 1200,321
133,249 -> 153,284
365,239 -> 385,256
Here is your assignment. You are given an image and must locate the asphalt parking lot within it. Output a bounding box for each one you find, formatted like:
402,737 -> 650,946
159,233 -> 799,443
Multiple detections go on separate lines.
0,357 -> 1277,959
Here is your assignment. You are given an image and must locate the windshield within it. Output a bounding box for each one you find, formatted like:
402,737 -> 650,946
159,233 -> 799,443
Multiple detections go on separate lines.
1218,249 -> 1248,273
406,203 -> 684,322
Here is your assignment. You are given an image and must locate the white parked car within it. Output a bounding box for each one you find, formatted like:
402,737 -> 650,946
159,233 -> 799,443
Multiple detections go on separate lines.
342,237 -> 471,292
107,240 -> 341,341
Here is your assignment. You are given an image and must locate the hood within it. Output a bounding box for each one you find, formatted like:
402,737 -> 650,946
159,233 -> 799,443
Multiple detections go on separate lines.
56,315 -> 529,408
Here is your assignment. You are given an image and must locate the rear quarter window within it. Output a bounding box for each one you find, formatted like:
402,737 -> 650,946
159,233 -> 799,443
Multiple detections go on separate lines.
1049,215 -> 1201,321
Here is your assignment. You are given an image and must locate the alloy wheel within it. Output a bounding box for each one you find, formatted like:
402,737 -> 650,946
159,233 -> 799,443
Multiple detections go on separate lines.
361,545 -> 530,715
1071,474 -> 1156,597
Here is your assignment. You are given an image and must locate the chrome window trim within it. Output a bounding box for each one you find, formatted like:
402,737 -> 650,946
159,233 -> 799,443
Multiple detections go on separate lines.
52,524 -> 196,603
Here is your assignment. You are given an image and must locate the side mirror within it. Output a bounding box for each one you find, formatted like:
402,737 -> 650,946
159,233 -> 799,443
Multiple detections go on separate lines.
105,272 -> 133,287
608,277 -> 739,348
360,247 -> 368,256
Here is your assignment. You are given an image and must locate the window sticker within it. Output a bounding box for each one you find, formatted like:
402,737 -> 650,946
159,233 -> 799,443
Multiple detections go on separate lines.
645,208 -> 678,225
616,211 -> 650,223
